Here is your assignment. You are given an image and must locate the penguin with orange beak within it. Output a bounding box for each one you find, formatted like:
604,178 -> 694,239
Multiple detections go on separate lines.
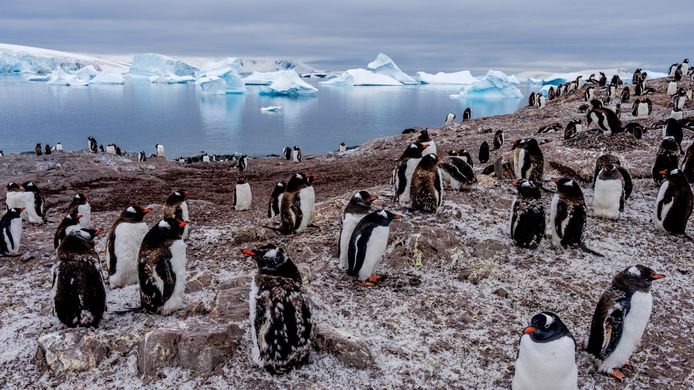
53,208 -> 82,249
655,168 -> 693,235
0,207 -> 24,256
138,218 -> 189,315
107,205 -> 152,288
338,190 -> 377,270
163,189 -> 190,238
512,312 -> 577,390
347,209 -> 402,285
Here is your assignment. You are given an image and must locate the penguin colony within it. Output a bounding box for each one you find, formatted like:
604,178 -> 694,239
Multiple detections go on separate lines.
1,59 -> 693,385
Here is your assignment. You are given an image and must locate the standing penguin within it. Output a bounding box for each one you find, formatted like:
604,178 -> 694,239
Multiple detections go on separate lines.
652,137 -> 680,184
478,141 -> 490,164
52,229 -> 106,328
88,137 -> 98,153
592,155 -> 633,201
632,68 -> 642,84
662,118 -> 685,154
516,138 -> 544,184
291,146 -> 302,162
548,86 -> 556,100
673,88 -> 688,111
0,207 -> 24,256
138,151 -> 147,162
655,169 -> 693,235
21,181 -> 46,224
493,130 -> 505,150
238,154 -> 249,172
444,113 -> 456,125
620,87 -> 630,103
53,209 -> 82,249
585,85 -> 595,101
598,72 -> 607,87
242,245 -> 312,373
586,265 -> 666,381
35,143 -> 43,156
68,193 -> 91,228
163,189 -> 190,238
267,182 -> 286,218
510,180 -> 545,249
278,173 -> 316,234
550,178 -> 601,256
338,191 -> 377,270
282,146 -> 292,160
155,144 -> 165,157
528,92 -> 537,108
347,209 -> 401,284
55,142 -> 63,152
457,148 -> 474,167
233,178 -> 252,211
682,142 -> 694,182
564,120 -> 582,140
338,142 -> 347,153
593,163 -> 629,220
462,107 -> 472,121
393,142 -> 429,204
417,129 -> 436,155
410,154 -> 444,213
44,144 -> 52,155
512,312 -> 577,390
107,205 -> 152,288
138,218 -> 188,315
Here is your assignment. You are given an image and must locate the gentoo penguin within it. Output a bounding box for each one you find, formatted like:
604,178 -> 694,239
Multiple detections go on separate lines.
99,145 -> 104,152
585,86 -> 595,101
655,169 -> 693,235
462,107 -> 471,121
138,151 -> 147,162
34,143 -> 43,156
291,146 -> 302,162
201,153 -> 210,163
511,138 -> 526,177
623,122 -> 644,139
512,312 -> 577,390
632,98 -> 651,118
478,141 -> 490,164
548,86 -> 556,100
393,142 -> 429,204
53,209 -> 82,249
55,142 -> 63,152
267,182 -> 286,218
674,66 -> 683,81
550,178 -> 599,255
682,58 -> 690,75
516,138 -> 544,184
0,150 -> 3,157
510,180 -> 545,249
598,72 -> 607,87
458,148 -> 474,167
338,142 -> 347,153
667,81 -> 678,96
163,189 -> 190,238
347,209 -> 401,284
238,154 -> 248,172
21,181 -> 46,224
682,142 -> 694,182
673,88 -> 688,111
282,146 -> 292,160
611,75 -> 622,86
593,163 -> 628,220
279,172 -> 316,234
445,113 -> 456,125
586,265 -> 666,381
493,130 -> 504,150
528,92 -> 537,108
233,178 -> 252,211
592,155 -> 633,201
44,144 -> 52,155
652,137 -> 680,184
440,156 -> 476,191
88,137 -> 98,153
52,229 -> 106,328
139,218 -> 188,315
242,245 -> 312,373
338,191 -> 377,270
587,73 -> 599,84
106,144 -> 116,154
620,87 -> 630,103
417,128 -> 436,156
555,84 -> 563,98
587,106 -> 622,135
68,193 -> 91,228
537,93 -> 546,108
0,207 -> 24,256
607,83 -> 617,101
155,144 -> 165,157
410,154 -> 444,213
564,120 -> 582,140
662,118 -> 685,154
632,68 -> 642,84
107,205 -> 152,288
536,123 -> 560,134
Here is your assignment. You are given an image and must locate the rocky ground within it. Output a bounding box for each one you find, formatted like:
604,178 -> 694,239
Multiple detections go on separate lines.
1,77 -> 693,389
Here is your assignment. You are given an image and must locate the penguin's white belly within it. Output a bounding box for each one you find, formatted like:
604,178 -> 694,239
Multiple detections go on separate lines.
202,155 -> 210,163
339,213 -> 366,269
248,277 -> 262,365
291,150 -> 300,162
109,222 -> 148,288
157,145 -> 165,157
512,335 -> 577,390
4,218 -> 22,254
106,145 -> 116,154
676,97 -> 686,110
515,149 -> 526,180
397,158 -> 421,204
654,182 -> 671,230
637,103 -> 649,117
296,187 -> 315,233
8,192 -> 40,223
160,239 -> 187,315
357,226 -> 390,281
538,96 -> 546,108
586,89 -> 594,100
77,204 -> 91,228
179,201 -> 189,221
234,184 -> 252,211
670,110 -> 683,120
421,141 -> 436,156
5,192 -> 28,212
599,292 -> 653,373
440,168 -> 460,191
593,179 -> 623,219
667,82 -> 677,96
549,195 -> 566,247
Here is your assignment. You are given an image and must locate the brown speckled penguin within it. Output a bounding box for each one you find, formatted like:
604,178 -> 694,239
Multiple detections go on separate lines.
410,153 -> 443,213
279,173 -> 316,234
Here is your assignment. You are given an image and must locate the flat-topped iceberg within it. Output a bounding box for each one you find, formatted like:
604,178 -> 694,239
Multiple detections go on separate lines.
320,68 -> 402,86
197,57 -> 246,94
415,70 -> 478,85
257,70 -> 317,96
451,70 -> 522,98
0,43 -> 127,74
127,53 -> 197,84
90,71 -> 125,85
367,53 -> 417,85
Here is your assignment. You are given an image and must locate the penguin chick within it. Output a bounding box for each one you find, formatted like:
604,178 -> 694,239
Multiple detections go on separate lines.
439,156 -> 476,191
347,209 -> 401,284
593,163 -> 628,220
338,190 -> 377,270
655,169 -> 693,235
586,265 -> 666,381
510,180 -> 545,249
0,207 -> 24,256
410,154 -> 444,213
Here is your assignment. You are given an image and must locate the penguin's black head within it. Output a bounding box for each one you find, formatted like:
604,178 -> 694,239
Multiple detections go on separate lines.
154,218 -> 188,239
7,182 -> 21,191
513,179 -> 541,199
73,193 -> 88,205
590,99 -> 604,109
3,207 -> 24,219
552,178 -> 583,197
523,138 -> 541,153
420,153 -> 443,167
167,190 -> 189,205
242,244 -> 302,282
349,190 -> 377,210
599,163 -> 619,179
417,128 -> 432,142
400,142 -> 429,159
523,312 -> 572,343
22,181 -> 38,192
614,265 -> 665,292
272,182 -> 286,196
661,168 -> 688,184
510,139 -> 525,150
121,205 -> 152,222
373,209 -> 402,226
448,150 -> 459,156
661,136 -> 679,151
72,228 -> 103,241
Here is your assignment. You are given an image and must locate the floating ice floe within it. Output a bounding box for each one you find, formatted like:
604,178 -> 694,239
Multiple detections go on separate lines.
197,57 -> 246,94
260,105 -> 283,112
320,53 -> 414,86
127,53 -> 197,84
257,70 -> 317,96
451,70 -> 522,99
367,53 -> 417,85
415,70 -> 478,85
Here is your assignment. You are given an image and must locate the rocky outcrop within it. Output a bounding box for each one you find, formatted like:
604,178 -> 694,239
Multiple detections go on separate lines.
35,329 -> 110,373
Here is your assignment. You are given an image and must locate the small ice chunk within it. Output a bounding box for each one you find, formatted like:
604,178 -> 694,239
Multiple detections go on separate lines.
258,70 -> 317,96
260,105 -> 283,112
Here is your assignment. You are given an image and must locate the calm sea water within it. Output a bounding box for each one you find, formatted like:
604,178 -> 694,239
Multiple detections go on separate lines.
0,75 -> 532,157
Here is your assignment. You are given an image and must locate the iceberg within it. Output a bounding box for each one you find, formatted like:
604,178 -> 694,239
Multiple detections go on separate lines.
0,43 -> 128,74
415,70 -> 478,85
257,70 -> 317,96
320,68 -> 402,86
451,70 -> 522,98
197,57 -> 246,94
47,68 -> 89,86
367,53 -> 417,85
242,71 -> 283,85
90,71 -> 125,85
198,57 -> 242,78
127,53 -> 197,84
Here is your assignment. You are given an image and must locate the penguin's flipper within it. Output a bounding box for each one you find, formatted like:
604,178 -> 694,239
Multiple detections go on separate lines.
616,166 -> 633,200
553,202 -> 568,239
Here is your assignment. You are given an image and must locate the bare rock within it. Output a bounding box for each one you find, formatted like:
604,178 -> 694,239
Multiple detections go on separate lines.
186,271 -> 213,293
137,327 -> 181,374
35,329 -> 110,373
313,325 -> 376,370
493,287 -> 509,298
178,323 -> 244,373
210,283 -> 250,323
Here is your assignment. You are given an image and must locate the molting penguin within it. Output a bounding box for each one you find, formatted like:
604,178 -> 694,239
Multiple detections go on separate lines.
440,155 -> 476,191
21,181 -> 46,224
620,86 -> 630,103
493,129 -> 504,150
68,193 -> 91,228
338,191 -> 377,270
652,137 -> 680,184
655,169 -> 693,235
163,189 -> 190,238
155,144 -> 165,157
445,112 -> 456,125
512,312 -> 577,390
107,205 -> 152,288
510,179 -> 545,249
233,178 -> 252,211
88,137 -> 98,153
478,141 -> 490,164
278,172 -> 316,234
550,178 -> 601,255
564,120 -> 583,140
463,107 -> 472,121
662,118 -> 684,154
410,154 -> 444,213
44,144 -> 52,155
242,245 -> 312,373
53,209 -> 82,249
417,128 -> 436,155
238,154 -> 249,172
586,265 -> 665,381
347,209 -> 401,284
291,146 -> 302,162
52,229 -> 106,328
267,182 -> 286,218
516,138 -> 544,184
0,207 -> 24,256
593,163 -> 629,220
392,142 -> 429,204
35,143 -> 43,156
138,218 -> 188,315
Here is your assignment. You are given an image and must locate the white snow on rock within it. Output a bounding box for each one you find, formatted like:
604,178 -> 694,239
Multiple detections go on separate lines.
257,70 -> 317,96
0,43 -> 128,74
415,70 -> 478,85
451,70 -> 523,99
127,53 -> 198,84
367,53 -> 417,85
320,68 -> 402,86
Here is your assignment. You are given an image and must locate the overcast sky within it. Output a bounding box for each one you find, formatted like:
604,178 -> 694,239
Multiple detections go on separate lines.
2,0 -> 693,73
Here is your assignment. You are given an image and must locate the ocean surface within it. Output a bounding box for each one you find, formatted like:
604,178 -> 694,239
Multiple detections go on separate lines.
0,75 -> 533,157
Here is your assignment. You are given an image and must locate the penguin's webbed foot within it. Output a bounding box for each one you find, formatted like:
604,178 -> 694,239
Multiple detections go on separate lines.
611,368 -> 625,381
361,275 -> 384,287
